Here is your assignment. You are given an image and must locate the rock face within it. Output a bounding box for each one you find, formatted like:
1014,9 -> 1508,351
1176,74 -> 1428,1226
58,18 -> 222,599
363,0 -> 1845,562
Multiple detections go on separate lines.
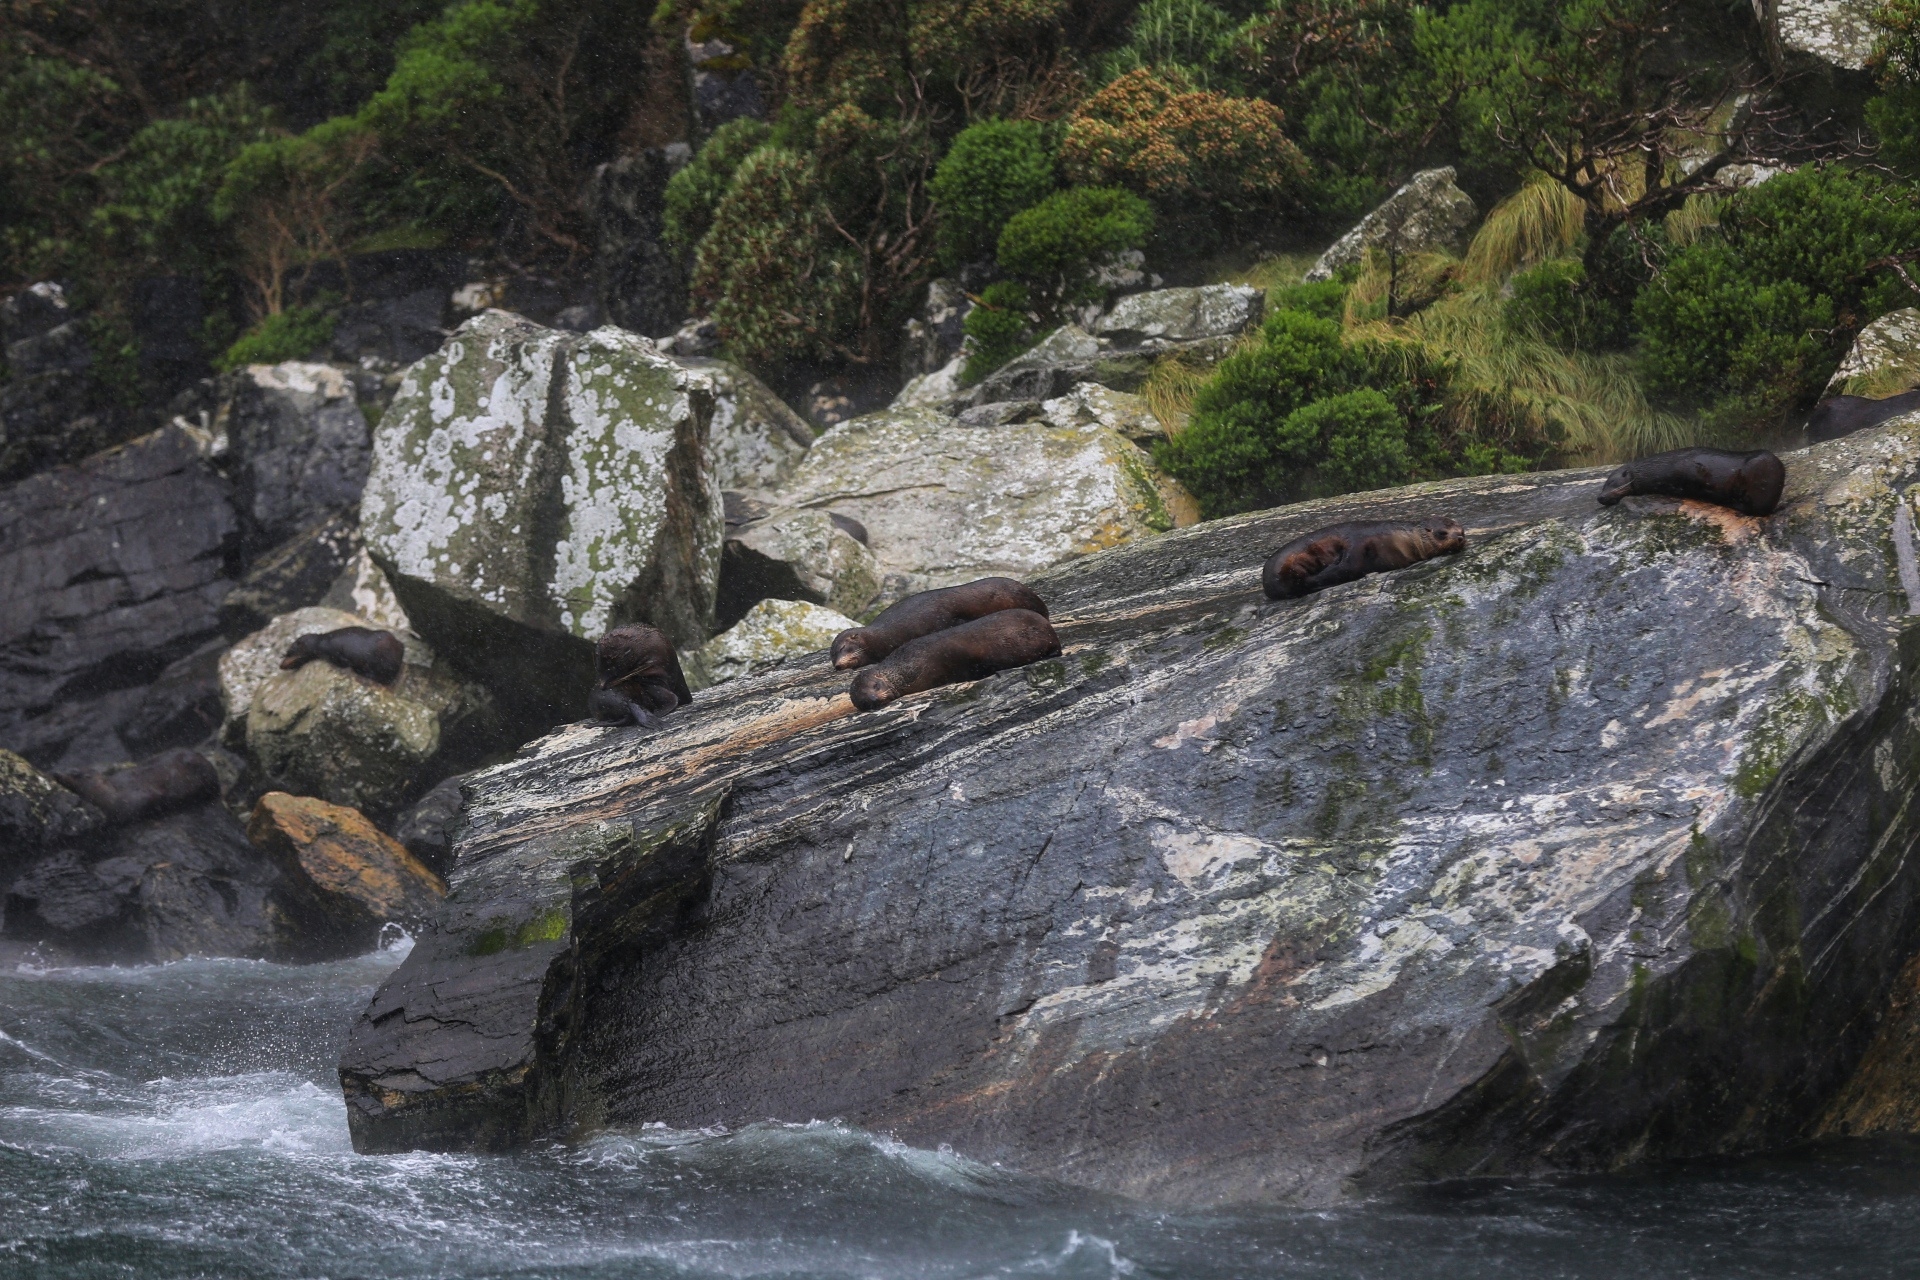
342,417 -> 1920,1205
1307,167 -> 1478,282
219,512 -> 364,638
679,356 -> 815,490
358,312 -> 725,731
1775,0 -> 1877,70
0,749 -> 103,884
0,282 -> 127,483
0,425 -> 237,769
683,598 -> 858,690
592,149 -> 687,339
224,362 -> 372,554
248,792 -> 446,940
717,508 -> 883,627
760,405 -> 1198,599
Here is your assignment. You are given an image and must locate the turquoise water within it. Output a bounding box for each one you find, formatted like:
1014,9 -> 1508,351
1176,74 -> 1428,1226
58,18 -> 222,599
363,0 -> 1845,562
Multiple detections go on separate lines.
3,944 -> 1918,1279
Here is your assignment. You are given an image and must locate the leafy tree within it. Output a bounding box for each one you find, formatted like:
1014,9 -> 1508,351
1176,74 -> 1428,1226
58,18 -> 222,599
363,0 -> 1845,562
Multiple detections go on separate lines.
216,118 -> 379,317
1098,0 -> 1246,90
996,186 -> 1154,312
1634,164 -> 1920,429
928,119 -> 1057,269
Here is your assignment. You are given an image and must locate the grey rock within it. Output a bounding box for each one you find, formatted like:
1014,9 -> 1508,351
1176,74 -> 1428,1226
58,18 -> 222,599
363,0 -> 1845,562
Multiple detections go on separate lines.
0,425 -> 237,768
1307,167 -> 1478,282
677,356 -> 814,490
1093,284 -> 1263,349
683,598 -> 857,690
685,29 -> 764,134
342,417 -> 1920,1208
219,511 -> 363,639
392,774 -> 469,880
1827,307 -> 1920,399
1775,0 -> 1877,70
224,362 -> 372,554
119,638 -> 228,757
593,150 -> 687,339
956,400 -> 1042,429
717,507 -> 882,627
0,749 -> 104,885
659,317 -> 720,358
900,279 -> 970,381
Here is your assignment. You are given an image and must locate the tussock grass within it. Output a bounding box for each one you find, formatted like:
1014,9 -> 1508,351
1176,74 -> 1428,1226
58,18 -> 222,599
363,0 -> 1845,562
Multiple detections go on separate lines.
1663,192 -> 1723,247
1350,286 -> 1692,464
1460,176 -> 1586,285
1225,251 -> 1318,296
1140,346 -> 1244,432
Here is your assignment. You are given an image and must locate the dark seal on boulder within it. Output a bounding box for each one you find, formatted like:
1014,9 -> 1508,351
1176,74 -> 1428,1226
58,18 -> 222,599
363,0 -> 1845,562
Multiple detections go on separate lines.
849,609 -> 1061,711
831,577 -> 1050,671
590,624 -> 694,727
1263,518 -> 1467,600
56,748 -> 221,826
1596,447 -> 1785,516
281,626 -> 406,685
1806,389 -> 1920,443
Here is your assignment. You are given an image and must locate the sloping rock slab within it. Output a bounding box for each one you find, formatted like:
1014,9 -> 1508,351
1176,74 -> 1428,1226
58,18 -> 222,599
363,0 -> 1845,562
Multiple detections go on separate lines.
343,422 -> 1920,1206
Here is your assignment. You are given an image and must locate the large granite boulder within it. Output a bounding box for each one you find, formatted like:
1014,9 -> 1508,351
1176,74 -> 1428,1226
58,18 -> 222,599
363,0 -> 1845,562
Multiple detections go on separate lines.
223,362 -> 372,554
222,607 -> 496,820
248,791 -> 446,940
359,312 -> 725,732
1307,167 -> 1478,282
0,425 -> 237,769
759,405 -> 1198,599
682,598 -> 858,690
1775,0 -> 1877,70
342,416 -> 1920,1208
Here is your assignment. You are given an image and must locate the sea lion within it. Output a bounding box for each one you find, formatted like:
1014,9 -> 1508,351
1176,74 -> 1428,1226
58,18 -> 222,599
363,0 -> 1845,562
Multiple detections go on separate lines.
1805,389 -> 1920,443
1596,447 -> 1785,516
831,577 -> 1050,671
280,626 -> 406,685
1262,518 -> 1467,600
56,748 -> 221,826
849,608 -> 1061,711
590,624 -> 693,727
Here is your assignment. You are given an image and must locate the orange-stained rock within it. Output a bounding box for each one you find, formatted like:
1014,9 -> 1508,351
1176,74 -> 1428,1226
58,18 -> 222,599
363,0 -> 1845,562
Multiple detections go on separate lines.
247,792 -> 445,935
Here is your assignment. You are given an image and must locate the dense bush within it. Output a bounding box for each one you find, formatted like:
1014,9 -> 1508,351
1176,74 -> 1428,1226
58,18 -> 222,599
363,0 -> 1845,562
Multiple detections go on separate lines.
961,281 -> 1035,382
1869,0 -> 1920,177
995,187 -> 1154,311
1634,165 -> 1920,428
218,306 -> 337,370
1097,0 -> 1244,90
928,120 -> 1056,270
663,119 -> 771,251
1059,68 -> 1308,216
1503,259 -> 1630,352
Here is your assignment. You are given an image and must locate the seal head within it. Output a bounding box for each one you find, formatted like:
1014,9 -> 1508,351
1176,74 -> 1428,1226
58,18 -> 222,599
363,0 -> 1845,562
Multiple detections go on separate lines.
590,624 -> 693,727
832,577 -> 1050,671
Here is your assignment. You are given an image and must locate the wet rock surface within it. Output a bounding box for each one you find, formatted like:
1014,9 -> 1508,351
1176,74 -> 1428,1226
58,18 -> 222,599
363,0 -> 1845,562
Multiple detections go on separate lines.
340,418 -> 1920,1204
248,791 -> 446,940
224,362 -> 372,555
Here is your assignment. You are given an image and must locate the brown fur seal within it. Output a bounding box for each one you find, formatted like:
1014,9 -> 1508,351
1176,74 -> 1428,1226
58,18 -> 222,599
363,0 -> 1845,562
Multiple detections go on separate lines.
56,748 -> 221,826
281,626 -> 406,685
590,624 -> 693,727
831,577 -> 1050,671
1596,447 -> 1785,516
1263,518 -> 1467,600
849,608 -> 1061,711
1806,388 -> 1920,443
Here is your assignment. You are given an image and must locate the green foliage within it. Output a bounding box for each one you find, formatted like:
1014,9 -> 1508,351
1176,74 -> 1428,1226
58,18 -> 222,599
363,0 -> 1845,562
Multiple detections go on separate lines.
1634,165 -> 1920,429
1267,280 -> 1347,320
1098,0 -> 1244,90
1504,259 -> 1629,352
663,119 -> 771,250
218,306 -> 337,370
996,187 -> 1154,310
929,120 -> 1057,269
1869,0 -> 1920,176
691,147 -> 864,366
961,281 -> 1035,382
0,55 -> 123,280
1297,388 -> 1412,491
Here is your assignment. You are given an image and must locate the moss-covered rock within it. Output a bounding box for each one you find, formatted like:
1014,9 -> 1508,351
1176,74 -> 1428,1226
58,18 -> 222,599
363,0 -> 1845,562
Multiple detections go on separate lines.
684,598 -> 857,690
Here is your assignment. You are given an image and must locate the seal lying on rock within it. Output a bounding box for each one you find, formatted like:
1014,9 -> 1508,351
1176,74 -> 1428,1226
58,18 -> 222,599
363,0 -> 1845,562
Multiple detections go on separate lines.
1806,389 -> 1920,443
281,627 -> 406,685
590,624 -> 694,727
1597,447 -> 1785,516
56,748 -> 221,826
1263,518 -> 1467,600
849,609 -> 1061,711
832,577 -> 1050,670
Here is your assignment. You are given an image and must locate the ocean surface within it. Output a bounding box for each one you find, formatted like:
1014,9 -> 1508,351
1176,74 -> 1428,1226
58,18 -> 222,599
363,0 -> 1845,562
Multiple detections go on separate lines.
3,940 -> 1919,1279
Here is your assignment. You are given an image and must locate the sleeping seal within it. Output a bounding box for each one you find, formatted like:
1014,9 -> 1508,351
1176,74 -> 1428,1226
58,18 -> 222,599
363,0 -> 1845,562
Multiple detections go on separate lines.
848,609 -> 1061,711
281,626 -> 406,685
1263,518 -> 1467,600
831,577 -> 1049,670
57,749 -> 221,826
590,624 -> 694,727
1596,447 -> 1785,516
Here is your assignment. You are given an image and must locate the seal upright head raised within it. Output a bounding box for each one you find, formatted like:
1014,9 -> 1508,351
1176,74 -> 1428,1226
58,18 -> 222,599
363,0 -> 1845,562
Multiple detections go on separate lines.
1263,518 -> 1466,600
1596,447 -> 1785,516
590,624 -> 694,727
831,577 -> 1049,671
281,626 -> 407,685
848,608 -> 1061,711
57,748 -> 222,826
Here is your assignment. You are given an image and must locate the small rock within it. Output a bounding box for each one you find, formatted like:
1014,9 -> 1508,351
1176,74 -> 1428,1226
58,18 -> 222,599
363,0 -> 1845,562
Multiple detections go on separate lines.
900,279 -> 971,381
0,749 -> 104,885
1306,167 -> 1478,282
892,353 -> 969,413
685,598 -> 858,689
1093,285 -> 1263,349
319,548 -> 412,631
248,792 -> 446,939
1039,383 -> 1174,445
1828,309 -> 1920,399
660,317 -> 720,357
391,775 -> 467,879
1776,0 -> 1877,70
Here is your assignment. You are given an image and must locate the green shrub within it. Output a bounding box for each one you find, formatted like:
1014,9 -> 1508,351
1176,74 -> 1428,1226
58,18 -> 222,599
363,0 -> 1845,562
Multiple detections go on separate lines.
1096,0 -> 1244,91
1869,0 -> 1920,176
663,118 -> 771,251
996,186 -> 1154,311
1268,280 -> 1348,321
1504,259 -> 1629,352
961,281 -> 1035,382
219,306 -> 336,370
1634,165 -> 1920,429
1308,388 -> 1413,492
928,119 -> 1057,270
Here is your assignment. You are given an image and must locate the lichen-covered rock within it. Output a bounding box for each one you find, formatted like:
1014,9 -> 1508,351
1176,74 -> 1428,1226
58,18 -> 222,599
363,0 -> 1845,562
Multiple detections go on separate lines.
224,362 -> 371,553
684,598 -> 857,690
891,353 -> 967,412
358,312 -> 724,733
1040,382 -> 1175,445
248,791 -> 446,942
900,279 -> 970,381
343,416 -> 1920,1207
0,749 -> 103,885
1828,308 -> 1920,398
763,405 -> 1198,599
1776,0 -> 1878,70
678,356 -> 814,490
225,608 -> 493,819
717,508 -> 882,627
1307,167 -> 1478,282
1093,285 -> 1263,350
320,548 -> 412,631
